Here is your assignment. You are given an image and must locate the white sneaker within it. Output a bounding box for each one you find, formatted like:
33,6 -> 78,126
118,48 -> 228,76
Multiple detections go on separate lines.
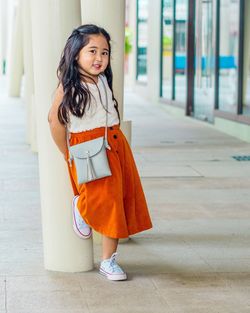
99,252 -> 127,281
72,195 -> 92,239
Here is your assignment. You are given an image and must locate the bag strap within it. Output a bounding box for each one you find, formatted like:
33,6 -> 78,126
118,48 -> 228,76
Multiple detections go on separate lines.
99,74 -> 110,149
66,74 -> 110,164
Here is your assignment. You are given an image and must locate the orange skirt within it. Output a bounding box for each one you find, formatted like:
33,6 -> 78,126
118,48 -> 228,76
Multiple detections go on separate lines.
66,124 -> 153,239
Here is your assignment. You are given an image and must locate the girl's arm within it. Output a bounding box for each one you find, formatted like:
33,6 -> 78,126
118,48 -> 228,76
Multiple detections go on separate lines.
48,84 -> 68,159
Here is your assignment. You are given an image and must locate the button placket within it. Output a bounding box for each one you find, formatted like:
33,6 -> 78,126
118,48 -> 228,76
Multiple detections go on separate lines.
112,132 -> 119,152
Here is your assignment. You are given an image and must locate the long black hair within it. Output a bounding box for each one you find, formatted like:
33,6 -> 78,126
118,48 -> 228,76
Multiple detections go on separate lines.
56,24 -> 120,125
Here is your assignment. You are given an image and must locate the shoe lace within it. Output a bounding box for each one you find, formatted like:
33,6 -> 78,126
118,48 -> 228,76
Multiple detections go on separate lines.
110,252 -> 117,266
109,253 -> 123,273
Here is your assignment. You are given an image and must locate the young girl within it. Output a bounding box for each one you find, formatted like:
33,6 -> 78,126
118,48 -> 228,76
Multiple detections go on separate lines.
48,24 -> 152,281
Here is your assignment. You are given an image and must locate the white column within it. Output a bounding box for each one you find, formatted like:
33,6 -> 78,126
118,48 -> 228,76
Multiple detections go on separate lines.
21,0 -> 37,150
81,0 -> 132,143
0,0 -> 8,76
0,0 -> 2,76
31,0 -> 93,272
147,0 -> 161,102
125,0 -> 137,89
7,0 -> 23,97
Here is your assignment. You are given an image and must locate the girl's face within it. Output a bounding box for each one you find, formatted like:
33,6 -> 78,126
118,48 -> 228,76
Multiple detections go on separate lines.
76,34 -> 110,83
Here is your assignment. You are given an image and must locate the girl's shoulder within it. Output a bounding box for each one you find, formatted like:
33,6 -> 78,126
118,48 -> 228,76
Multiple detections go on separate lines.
100,73 -> 107,82
99,74 -> 110,89
48,83 -> 64,121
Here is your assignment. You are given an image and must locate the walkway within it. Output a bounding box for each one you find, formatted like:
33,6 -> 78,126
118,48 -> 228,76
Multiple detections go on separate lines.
1,76 -> 250,312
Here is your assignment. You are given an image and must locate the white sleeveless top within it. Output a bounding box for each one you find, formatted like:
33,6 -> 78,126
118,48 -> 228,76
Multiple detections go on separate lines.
68,75 -> 119,132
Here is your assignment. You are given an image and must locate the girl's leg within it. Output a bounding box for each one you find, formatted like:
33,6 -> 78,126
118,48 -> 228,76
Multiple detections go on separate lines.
102,235 -> 119,260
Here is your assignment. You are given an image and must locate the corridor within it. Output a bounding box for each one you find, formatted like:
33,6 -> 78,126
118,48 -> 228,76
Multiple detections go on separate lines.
1,75 -> 250,312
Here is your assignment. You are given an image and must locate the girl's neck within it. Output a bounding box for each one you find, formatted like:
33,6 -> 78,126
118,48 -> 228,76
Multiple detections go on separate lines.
84,76 -> 98,84
79,70 -> 99,84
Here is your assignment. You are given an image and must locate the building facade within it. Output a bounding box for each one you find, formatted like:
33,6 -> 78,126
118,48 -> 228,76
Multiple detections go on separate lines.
126,0 -> 250,142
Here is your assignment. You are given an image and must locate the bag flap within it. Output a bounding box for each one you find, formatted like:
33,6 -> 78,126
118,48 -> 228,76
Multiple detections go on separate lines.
69,136 -> 105,159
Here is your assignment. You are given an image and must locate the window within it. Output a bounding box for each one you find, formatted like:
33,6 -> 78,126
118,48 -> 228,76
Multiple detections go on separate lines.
160,0 -> 188,104
136,0 -> 148,82
218,0 -> 240,113
160,0 -> 174,99
175,0 -> 188,103
243,0 -> 250,115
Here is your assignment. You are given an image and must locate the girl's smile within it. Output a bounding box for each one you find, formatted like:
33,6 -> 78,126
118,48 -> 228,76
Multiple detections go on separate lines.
93,64 -> 102,70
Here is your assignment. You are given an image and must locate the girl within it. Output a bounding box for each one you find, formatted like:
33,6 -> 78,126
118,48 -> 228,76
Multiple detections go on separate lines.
48,24 -> 152,281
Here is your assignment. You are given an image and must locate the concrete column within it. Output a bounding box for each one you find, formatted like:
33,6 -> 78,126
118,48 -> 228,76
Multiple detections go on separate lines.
0,0 -> 3,76
30,93 -> 37,151
125,0 -> 137,89
147,0 -> 161,102
7,0 -> 23,97
21,0 -> 37,150
0,0 -> 8,75
30,0 -> 93,272
80,0 -> 132,143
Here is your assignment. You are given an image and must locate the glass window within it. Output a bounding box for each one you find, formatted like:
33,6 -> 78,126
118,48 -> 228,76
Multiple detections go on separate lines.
136,0 -> 148,82
218,0 -> 240,113
161,0 -> 174,99
160,0 -> 187,104
193,0 -> 215,123
174,0 -> 188,103
243,0 -> 250,115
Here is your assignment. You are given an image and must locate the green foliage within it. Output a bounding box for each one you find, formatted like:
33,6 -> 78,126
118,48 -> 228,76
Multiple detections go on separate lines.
125,27 -> 133,55
163,35 -> 172,50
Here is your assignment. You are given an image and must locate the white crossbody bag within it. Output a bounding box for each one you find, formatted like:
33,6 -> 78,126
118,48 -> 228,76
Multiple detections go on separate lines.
67,75 -> 112,184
